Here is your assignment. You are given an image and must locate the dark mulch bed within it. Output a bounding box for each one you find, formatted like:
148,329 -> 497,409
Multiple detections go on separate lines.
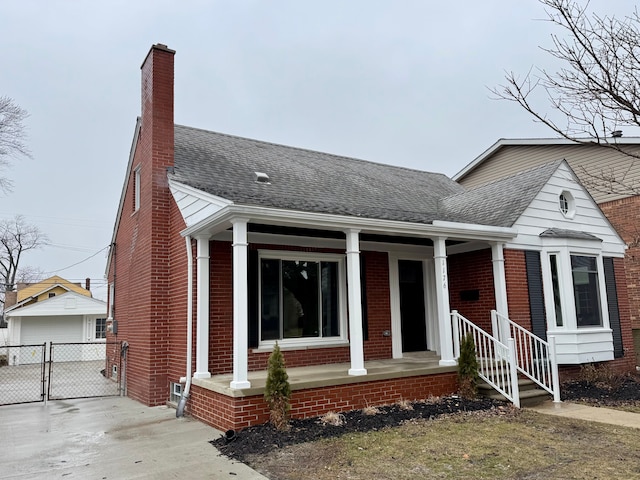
211,373 -> 640,463
211,396 -> 506,462
561,374 -> 640,407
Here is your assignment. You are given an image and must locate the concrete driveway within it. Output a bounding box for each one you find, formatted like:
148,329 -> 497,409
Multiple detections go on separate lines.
0,397 -> 268,479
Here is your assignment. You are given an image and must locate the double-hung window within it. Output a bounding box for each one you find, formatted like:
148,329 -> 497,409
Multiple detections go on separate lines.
547,252 -> 604,329
259,251 -> 346,345
95,318 -> 107,339
570,255 -> 602,327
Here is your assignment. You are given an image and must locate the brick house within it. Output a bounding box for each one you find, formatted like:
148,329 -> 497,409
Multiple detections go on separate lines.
454,138 -> 640,365
106,44 -> 634,432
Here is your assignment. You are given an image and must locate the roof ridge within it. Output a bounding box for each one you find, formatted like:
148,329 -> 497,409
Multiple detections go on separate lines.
174,123 -> 448,178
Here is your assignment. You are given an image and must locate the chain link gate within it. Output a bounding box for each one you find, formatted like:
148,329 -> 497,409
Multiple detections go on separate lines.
0,341 -> 123,405
0,344 -> 46,405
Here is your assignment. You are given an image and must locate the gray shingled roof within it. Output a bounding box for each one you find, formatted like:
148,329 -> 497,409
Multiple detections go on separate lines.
170,125 -> 465,224
440,161 -> 563,227
169,125 -> 563,227
540,228 -> 601,241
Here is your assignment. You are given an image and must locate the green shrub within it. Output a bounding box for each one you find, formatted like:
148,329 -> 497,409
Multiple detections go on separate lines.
458,333 -> 479,399
264,343 -> 291,431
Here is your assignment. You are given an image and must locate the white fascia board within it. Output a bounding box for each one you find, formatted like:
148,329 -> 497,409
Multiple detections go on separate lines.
6,292 -> 107,318
452,136 -> 640,181
169,179 -> 233,208
105,118 -> 142,276
182,204 -> 517,242
169,179 -> 233,228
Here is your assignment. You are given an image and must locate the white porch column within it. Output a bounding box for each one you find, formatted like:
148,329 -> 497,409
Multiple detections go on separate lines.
230,218 -> 251,389
434,237 -> 456,366
345,229 -> 367,376
491,242 -> 510,341
193,235 -> 211,379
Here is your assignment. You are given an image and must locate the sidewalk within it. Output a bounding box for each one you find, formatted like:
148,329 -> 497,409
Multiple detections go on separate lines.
529,400 -> 640,429
0,396 -> 268,480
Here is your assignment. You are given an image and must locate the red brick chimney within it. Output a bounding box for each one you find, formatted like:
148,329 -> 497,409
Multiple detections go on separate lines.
4,291 -> 17,309
140,43 -> 175,176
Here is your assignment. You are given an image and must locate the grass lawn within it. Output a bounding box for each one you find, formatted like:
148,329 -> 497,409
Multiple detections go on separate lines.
247,409 -> 640,480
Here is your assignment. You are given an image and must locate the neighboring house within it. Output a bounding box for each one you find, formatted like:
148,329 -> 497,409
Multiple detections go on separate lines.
4,276 -> 107,364
454,138 -> 640,365
105,44 -> 635,432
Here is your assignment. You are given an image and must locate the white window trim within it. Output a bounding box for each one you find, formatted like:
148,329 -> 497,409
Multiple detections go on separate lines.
541,246 -> 611,333
134,166 -> 141,212
558,190 -> 576,219
107,283 -> 115,320
257,249 -> 348,350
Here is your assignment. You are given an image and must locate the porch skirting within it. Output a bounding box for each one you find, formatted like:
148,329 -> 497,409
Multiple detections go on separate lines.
188,356 -> 458,431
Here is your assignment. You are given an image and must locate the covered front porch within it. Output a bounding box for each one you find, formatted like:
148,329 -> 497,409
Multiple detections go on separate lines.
187,350 -> 461,431
193,351 -> 456,398
178,212 -> 517,390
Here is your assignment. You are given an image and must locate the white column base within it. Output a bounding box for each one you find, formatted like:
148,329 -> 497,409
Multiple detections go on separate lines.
348,368 -> 368,376
230,380 -> 251,389
193,372 -> 211,379
439,359 -> 458,367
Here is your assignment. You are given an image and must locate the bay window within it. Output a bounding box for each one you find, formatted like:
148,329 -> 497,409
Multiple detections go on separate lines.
259,251 -> 345,344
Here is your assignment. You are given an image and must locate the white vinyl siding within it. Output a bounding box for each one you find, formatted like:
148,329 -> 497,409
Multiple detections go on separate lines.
507,162 -> 625,256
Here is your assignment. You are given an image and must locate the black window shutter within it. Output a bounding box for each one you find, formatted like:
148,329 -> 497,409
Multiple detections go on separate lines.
248,249 -> 259,348
360,253 -> 369,341
603,257 -> 624,358
524,250 -> 547,341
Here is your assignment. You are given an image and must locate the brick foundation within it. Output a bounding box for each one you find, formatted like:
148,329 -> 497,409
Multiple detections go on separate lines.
188,371 -> 458,432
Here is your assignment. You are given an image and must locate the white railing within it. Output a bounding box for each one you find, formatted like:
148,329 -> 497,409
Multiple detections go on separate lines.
451,310 -> 520,408
492,310 -> 561,403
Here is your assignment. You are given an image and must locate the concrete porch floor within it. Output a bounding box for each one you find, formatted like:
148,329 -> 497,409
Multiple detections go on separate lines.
193,351 -> 458,398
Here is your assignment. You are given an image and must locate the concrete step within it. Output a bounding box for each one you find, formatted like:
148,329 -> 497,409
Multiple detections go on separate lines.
478,378 -> 550,407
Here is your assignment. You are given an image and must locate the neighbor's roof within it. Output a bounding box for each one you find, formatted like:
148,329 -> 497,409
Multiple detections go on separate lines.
453,137 -> 640,182
16,275 -> 91,303
441,161 -> 563,227
169,125 -> 466,225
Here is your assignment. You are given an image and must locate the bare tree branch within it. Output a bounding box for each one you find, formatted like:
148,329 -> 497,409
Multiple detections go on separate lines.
490,0 -> 640,186
0,215 -> 48,310
0,96 -> 32,193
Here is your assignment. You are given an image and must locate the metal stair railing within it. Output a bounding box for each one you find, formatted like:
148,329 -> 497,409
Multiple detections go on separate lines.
451,310 -> 520,408
492,310 -> 561,403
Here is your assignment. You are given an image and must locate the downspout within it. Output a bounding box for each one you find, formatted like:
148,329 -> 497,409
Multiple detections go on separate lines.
176,235 -> 193,418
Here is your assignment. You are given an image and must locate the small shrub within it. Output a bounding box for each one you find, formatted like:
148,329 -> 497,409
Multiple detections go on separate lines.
319,411 -> 346,426
362,405 -> 380,416
264,343 -> 291,431
458,333 -> 479,399
397,399 -> 414,411
578,363 -> 625,391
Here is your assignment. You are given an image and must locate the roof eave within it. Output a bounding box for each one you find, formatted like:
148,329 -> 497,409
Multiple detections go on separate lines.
181,204 -> 517,242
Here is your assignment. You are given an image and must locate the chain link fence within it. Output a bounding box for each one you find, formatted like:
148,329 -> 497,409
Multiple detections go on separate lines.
0,342 -> 122,405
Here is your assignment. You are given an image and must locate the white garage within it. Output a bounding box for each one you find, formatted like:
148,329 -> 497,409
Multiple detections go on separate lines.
5,292 -> 107,365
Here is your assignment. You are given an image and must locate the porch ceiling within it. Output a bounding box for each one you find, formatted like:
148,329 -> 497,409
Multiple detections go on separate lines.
192,352 -> 458,398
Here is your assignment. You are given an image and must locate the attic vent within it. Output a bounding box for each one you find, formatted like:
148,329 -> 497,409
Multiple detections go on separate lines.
254,172 -> 271,184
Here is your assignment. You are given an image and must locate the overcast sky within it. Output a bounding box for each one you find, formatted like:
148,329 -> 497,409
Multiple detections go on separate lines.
1,0 -> 635,301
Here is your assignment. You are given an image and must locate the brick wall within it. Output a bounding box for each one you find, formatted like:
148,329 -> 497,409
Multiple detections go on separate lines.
599,195 -> 640,330
189,371 -> 458,432
503,249 -> 533,330
448,248 -> 496,332
362,251 -> 393,360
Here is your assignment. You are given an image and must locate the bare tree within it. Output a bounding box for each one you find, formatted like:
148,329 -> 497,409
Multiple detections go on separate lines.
0,215 -> 48,311
0,96 -> 31,193
491,0 -> 640,193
